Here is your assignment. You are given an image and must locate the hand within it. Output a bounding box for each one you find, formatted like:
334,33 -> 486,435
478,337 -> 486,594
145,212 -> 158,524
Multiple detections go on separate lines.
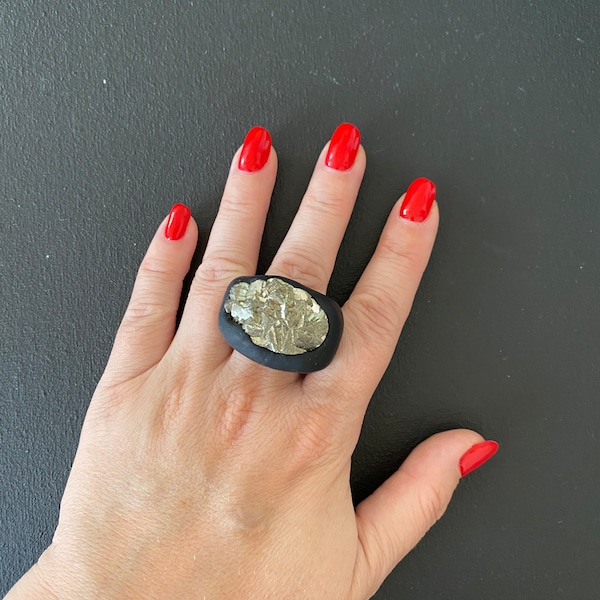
6,124 -> 498,600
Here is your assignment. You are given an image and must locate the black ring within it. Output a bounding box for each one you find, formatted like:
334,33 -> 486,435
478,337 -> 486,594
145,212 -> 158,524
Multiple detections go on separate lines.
218,275 -> 344,373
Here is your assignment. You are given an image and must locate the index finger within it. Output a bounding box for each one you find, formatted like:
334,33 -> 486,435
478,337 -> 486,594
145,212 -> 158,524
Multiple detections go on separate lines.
309,179 -> 439,403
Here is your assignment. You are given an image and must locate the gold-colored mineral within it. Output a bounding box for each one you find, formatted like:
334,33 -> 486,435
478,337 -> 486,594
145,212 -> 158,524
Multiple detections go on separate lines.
224,278 -> 329,355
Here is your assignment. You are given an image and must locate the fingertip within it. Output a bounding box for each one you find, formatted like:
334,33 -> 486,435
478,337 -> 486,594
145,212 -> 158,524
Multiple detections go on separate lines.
324,122 -> 361,171
319,140 -> 366,175
390,195 -> 439,242
408,429 -> 486,478
163,203 -> 190,241
459,439 -> 500,478
397,178 -> 438,224
236,126 -> 276,173
156,206 -> 198,251
404,429 -> 501,480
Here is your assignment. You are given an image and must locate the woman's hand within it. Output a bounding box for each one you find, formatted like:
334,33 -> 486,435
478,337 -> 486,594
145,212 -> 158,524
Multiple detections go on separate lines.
7,124 -> 497,600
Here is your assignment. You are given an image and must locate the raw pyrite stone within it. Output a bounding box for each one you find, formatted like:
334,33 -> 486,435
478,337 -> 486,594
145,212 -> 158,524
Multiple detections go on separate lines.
223,277 -> 329,355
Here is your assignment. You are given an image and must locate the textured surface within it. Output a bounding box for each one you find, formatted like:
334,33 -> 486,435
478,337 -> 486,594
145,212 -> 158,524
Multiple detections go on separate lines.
224,278 -> 328,355
1,1 -> 599,598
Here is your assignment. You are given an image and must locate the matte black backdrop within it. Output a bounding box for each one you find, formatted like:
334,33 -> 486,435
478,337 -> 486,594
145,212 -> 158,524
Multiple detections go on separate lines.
1,1 -> 599,598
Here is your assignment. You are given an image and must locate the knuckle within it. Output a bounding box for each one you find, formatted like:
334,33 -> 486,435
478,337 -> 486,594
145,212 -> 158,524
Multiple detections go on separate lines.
217,386 -> 257,445
415,480 -> 447,525
376,234 -> 427,279
89,382 -> 127,420
160,368 -> 195,428
193,254 -> 248,289
291,414 -> 334,466
355,508 -> 391,584
138,254 -> 176,279
303,190 -> 347,218
220,189 -> 259,219
118,304 -> 174,351
213,373 -> 268,447
123,300 -> 172,324
364,529 -> 389,581
273,249 -> 330,292
121,286 -> 176,330
350,286 -> 401,341
288,395 -> 353,470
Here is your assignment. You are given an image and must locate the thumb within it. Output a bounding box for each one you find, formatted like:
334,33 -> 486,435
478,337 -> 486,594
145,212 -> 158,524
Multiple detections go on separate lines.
352,430 -> 499,599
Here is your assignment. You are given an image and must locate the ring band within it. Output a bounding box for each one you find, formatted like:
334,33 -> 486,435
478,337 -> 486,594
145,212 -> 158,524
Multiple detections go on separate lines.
219,275 -> 343,373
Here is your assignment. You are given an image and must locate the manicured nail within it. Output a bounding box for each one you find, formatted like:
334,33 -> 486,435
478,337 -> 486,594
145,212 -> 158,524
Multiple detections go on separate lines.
459,441 -> 499,477
325,123 -> 361,171
238,126 -> 272,172
399,177 -> 436,222
165,203 -> 191,241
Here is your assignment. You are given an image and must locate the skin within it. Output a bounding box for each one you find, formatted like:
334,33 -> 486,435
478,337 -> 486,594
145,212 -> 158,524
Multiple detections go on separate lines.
6,139 -> 484,600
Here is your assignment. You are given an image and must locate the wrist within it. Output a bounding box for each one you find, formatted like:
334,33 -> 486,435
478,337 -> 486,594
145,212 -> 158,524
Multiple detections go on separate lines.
4,551 -> 60,600
4,545 -> 102,600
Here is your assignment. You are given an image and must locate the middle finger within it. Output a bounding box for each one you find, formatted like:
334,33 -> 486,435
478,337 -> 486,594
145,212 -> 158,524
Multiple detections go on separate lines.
267,123 -> 365,294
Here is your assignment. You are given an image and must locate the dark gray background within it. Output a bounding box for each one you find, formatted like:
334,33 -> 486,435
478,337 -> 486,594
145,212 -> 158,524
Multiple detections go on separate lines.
1,1 -> 599,598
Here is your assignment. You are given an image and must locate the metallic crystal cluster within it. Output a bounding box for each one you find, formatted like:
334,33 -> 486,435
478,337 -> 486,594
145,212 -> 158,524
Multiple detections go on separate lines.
224,278 -> 329,355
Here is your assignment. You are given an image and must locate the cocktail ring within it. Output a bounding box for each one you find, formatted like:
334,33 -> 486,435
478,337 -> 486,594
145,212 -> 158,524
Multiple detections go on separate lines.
218,275 -> 343,373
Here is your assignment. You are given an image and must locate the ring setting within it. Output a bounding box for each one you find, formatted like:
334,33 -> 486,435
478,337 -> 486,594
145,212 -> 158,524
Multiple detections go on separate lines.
219,275 -> 343,373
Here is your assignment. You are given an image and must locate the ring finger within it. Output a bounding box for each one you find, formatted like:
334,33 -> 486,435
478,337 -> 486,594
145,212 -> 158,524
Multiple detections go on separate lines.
174,126 -> 277,369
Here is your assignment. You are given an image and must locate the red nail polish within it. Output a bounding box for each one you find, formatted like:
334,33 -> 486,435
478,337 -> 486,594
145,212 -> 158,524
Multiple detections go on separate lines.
325,123 -> 361,171
399,177 -> 436,222
459,441 -> 499,477
238,126 -> 272,172
165,203 -> 191,241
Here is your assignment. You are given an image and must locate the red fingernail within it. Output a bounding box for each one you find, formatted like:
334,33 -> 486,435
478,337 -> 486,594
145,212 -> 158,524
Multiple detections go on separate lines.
399,177 -> 436,222
325,123 -> 361,171
165,203 -> 191,241
459,441 -> 499,477
238,126 -> 272,172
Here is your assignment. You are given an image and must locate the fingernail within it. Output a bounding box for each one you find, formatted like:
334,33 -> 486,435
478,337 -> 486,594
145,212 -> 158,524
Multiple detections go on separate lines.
324,123 -> 361,171
399,177 -> 436,222
459,441 -> 499,477
238,126 -> 272,172
165,203 -> 191,241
